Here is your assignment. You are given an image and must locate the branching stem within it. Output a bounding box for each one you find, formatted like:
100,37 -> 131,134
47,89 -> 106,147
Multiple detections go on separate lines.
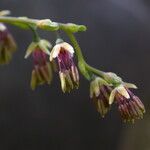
0,15 -> 105,80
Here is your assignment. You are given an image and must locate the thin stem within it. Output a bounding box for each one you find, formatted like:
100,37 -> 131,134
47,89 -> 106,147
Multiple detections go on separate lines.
28,25 -> 40,42
65,31 -> 105,79
55,31 -> 61,39
0,16 -> 37,26
65,31 -> 85,62
85,63 -> 105,78
0,16 -> 86,32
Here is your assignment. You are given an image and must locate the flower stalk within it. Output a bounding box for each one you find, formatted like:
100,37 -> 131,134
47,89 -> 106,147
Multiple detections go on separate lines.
65,31 -> 106,80
0,16 -> 87,32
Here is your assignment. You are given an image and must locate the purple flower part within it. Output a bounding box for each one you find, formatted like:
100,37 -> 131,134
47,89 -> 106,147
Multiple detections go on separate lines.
97,86 -> 111,106
71,65 -> 79,83
93,85 -> 112,117
32,49 -> 47,67
51,45 -> 79,92
0,30 -> 8,41
57,47 -> 74,72
116,88 -> 145,122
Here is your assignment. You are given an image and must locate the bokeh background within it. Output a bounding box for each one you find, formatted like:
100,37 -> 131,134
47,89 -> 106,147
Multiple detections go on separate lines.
0,0 -> 150,150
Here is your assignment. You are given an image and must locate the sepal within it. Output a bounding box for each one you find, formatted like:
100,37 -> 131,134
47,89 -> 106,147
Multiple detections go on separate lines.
25,39 -> 52,59
30,62 -> 53,90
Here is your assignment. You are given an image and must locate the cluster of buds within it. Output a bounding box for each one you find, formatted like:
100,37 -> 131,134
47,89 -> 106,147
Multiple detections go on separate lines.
0,23 -> 145,122
0,23 -> 16,64
90,74 -> 145,123
25,38 -> 79,92
0,12 -> 145,123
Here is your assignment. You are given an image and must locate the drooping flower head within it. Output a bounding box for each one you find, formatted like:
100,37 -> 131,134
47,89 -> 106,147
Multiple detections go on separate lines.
25,40 -> 52,90
0,23 -> 17,64
50,40 -> 79,93
103,72 -> 145,122
90,77 -> 112,117
109,84 -> 145,123
31,49 -> 52,90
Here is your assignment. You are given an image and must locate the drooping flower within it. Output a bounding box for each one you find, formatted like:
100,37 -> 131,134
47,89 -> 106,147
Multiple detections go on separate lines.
25,40 -> 52,90
109,84 -> 145,123
31,49 -> 53,90
50,40 -> 79,93
0,23 -> 17,64
0,10 -> 10,17
90,77 -> 112,117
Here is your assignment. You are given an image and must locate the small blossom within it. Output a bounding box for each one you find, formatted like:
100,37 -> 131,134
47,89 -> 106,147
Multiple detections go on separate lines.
110,84 -> 145,123
117,89 -> 145,123
24,39 -> 52,89
50,41 -> 79,92
30,49 -> 52,90
25,39 -> 52,90
90,77 -> 112,117
0,23 -> 17,64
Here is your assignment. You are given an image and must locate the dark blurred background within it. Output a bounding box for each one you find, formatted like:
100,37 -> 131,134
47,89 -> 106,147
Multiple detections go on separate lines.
0,0 -> 150,150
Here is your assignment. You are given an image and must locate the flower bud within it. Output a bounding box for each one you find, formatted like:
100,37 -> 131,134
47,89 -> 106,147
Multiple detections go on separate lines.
0,23 -> 17,64
90,77 -> 112,117
104,72 -> 122,85
64,23 -> 87,33
30,49 -> 53,90
50,41 -> 79,93
25,39 -> 52,90
117,89 -> 145,123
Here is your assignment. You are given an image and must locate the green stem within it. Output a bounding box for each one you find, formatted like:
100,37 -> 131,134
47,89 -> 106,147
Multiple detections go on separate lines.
0,16 -> 37,26
28,25 -> 40,42
0,16 -> 86,32
65,31 -> 85,62
65,31 -> 105,79
85,63 -> 105,78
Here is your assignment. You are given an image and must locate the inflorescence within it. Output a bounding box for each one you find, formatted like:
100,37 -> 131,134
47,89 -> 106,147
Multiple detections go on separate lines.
0,10 -> 145,123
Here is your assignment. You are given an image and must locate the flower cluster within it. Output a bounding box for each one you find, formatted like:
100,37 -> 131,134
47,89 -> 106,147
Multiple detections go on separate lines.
0,14 -> 145,123
90,75 -> 145,123
24,38 -> 79,92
